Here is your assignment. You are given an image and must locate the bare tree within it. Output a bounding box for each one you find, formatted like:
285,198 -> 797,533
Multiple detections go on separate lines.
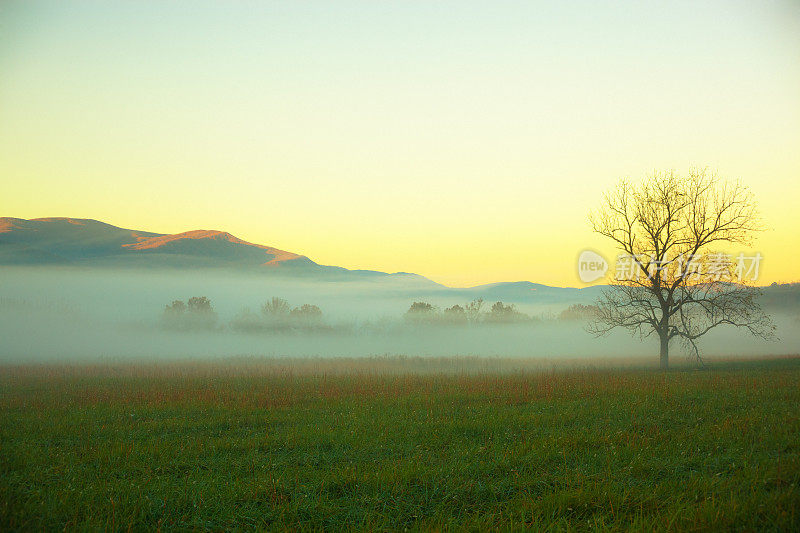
588,169 -> 775,369
261,297 -> 291,317
464,298 -> 485,324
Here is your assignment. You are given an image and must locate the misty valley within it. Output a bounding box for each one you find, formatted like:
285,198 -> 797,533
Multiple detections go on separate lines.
2,266 -> 799,363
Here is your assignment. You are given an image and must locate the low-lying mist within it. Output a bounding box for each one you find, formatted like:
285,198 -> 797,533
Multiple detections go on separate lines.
1,267 -> 798,363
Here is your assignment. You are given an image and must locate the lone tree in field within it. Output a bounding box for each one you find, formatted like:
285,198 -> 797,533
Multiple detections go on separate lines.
588,169 -> 774,369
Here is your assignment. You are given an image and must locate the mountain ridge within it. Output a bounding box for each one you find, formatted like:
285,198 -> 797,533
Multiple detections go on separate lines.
0,217 -> 436,283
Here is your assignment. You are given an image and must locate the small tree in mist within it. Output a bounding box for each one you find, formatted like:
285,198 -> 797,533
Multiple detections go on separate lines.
588,169 -> 775,369
261,297 -> 291,317
464,298 -> 485,324
258,297 -> 293,330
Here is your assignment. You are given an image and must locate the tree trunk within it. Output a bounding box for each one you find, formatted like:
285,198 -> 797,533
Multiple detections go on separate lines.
659,333 -> 669,370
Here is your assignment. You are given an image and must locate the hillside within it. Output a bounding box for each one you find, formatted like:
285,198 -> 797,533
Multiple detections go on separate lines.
0,217 -> 429,282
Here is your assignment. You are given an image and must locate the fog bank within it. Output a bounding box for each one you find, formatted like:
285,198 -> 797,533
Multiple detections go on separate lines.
1,267 -> 797,363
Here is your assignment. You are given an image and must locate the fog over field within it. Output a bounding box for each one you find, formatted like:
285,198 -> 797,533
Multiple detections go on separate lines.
1,267 -> 797,363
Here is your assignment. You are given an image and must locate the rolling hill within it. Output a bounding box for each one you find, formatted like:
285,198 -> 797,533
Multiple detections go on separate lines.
0,217 -> 431,282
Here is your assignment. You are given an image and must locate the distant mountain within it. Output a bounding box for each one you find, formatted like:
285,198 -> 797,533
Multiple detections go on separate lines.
0,217 -> 436,284
417,280 -> 607,308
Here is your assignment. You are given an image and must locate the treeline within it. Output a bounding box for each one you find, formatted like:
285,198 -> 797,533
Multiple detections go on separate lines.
403,300 -> 600,324
161,296 -> 325,332
556,303 -> 600,321
162,297 -> 217,331
160,297 -> 601,333
404,298 -> 531,324
230,297 -> 326,333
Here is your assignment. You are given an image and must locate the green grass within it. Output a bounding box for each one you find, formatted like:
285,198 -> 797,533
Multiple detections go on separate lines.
1,356 -> 799,531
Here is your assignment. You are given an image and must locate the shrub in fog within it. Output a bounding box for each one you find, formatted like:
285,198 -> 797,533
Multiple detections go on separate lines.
232,298 -> 327,333
404,301 -> 438,324
485,301 -> 530,324
161,296 -> 217,331
558,304 -> 600,321
442,304 -> 468,324
229,308 -> 264,333
290,304 -> 323,321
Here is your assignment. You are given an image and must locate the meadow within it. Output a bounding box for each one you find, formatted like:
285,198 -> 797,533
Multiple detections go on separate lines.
1,356 -> 799,531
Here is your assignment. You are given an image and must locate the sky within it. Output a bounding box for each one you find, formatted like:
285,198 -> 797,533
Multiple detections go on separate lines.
1,1 -> 799,287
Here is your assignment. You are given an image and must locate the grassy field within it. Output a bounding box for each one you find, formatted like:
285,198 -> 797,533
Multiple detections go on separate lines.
1,356 -> 799,531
